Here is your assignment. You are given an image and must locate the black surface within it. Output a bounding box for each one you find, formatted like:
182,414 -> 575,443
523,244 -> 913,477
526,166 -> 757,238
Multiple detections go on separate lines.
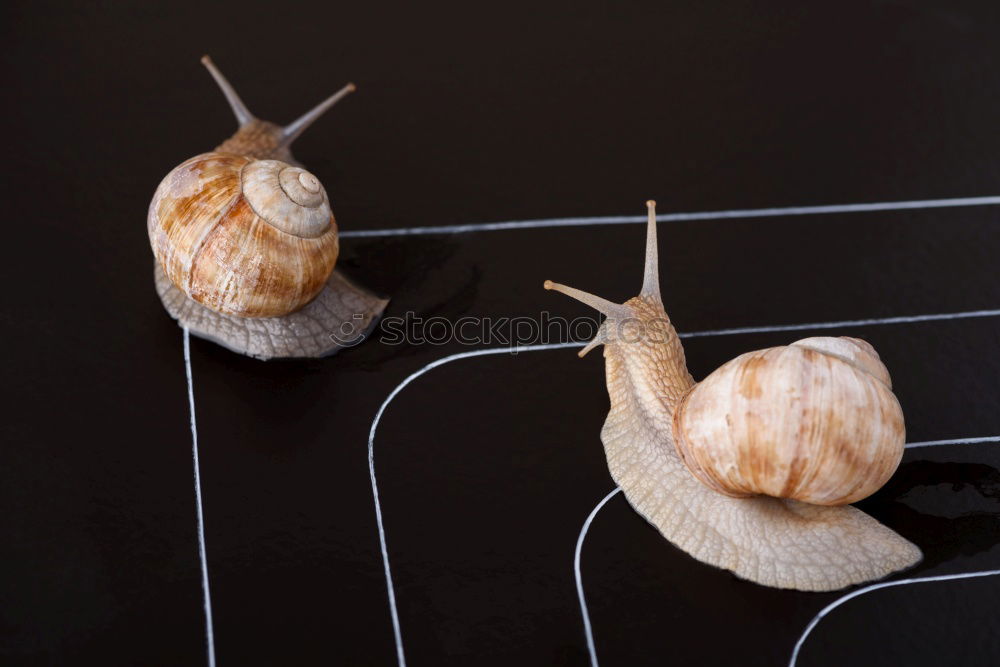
3,1 -> 1000,665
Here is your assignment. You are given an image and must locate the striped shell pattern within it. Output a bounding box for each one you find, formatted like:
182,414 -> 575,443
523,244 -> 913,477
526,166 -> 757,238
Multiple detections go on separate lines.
148,152 -> 339,317
671,336 -> 906,506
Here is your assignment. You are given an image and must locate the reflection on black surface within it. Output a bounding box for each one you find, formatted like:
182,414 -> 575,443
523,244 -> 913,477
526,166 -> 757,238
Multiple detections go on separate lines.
342,237 -> 461,297
337,236 -> 485,368
584,452 -> 1000,667
857,458 -> 1000,570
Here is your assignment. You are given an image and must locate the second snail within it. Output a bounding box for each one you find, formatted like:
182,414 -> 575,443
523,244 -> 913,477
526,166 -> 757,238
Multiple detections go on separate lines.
545,201 -> 920,592
147,56 -> 387,360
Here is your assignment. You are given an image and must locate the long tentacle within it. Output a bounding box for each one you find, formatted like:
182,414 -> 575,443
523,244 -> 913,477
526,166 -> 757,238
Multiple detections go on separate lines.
201,55 -> 254,126
280,83 -> 356,148
641,200 -> 661,301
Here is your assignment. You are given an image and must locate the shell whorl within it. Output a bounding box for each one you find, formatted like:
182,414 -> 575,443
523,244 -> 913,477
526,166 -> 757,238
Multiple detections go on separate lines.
791,336 -> 892,387
671,336 -> 905,506
148,152 -> 339,318
242,159 -> 333,238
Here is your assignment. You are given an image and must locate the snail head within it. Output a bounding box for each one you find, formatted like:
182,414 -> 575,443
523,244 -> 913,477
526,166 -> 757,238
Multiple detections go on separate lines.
545,201 -> 673,357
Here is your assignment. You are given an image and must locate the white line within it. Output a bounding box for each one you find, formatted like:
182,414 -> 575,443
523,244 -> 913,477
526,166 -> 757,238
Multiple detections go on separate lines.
905,436 -> 1000,448
339,196 -> 1000,238
366,308 -> 1000,665
574,488 -> 622,667
679,309 -> 1000,338
184,328 -> 217,667
788,569 -> 1000,667
368,342 -> 581,667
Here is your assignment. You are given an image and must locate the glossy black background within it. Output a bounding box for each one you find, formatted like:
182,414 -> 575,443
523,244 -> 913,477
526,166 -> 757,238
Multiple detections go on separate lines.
2,1 -> 999,665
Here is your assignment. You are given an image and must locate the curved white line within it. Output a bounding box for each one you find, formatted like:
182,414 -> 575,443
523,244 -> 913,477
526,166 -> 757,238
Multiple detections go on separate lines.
339,195 -> 1000,238
788,569 -> 1000,667
183,328 -> 216,667
574,488 -> 622,667
368,343 -> 580,666
367,308 -> 1000,665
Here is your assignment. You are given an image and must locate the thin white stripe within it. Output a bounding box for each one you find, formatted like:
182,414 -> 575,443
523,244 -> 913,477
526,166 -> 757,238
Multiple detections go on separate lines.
574,488 -> 622,667
184,328 -> 217,667
788,569 -> 1000,667
367,309 -> 999,665
679,309 -> 1000,338
339,195 -> 1000,238
905,436 -> 1000,448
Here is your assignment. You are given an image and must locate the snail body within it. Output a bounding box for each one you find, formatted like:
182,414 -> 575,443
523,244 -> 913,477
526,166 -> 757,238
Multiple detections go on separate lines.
148,56 -> 386,359
544,202 -> 920,591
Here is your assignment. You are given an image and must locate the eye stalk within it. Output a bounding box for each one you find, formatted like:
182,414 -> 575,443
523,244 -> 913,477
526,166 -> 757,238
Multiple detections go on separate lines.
544,200 -> 664,356
641,200 -> 660,301
542,280 -> 631,319
280,82 -> 357,148
200,54 -> 356,161
201,55 -> 254,126
543,199 -> 661,316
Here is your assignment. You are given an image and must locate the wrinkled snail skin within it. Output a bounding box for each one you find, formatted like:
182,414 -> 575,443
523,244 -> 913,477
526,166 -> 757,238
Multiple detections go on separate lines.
216,119 -> 293,163
545,201 -> 921,592
148,56 -> 386,359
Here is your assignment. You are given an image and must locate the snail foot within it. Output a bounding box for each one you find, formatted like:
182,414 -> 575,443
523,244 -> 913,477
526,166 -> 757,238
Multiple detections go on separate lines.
154,262 -> 388,360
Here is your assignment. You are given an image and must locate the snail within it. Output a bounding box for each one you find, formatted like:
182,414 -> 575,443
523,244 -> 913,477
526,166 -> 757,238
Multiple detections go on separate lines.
148,56 -> 387,359
544,201 -> 921,591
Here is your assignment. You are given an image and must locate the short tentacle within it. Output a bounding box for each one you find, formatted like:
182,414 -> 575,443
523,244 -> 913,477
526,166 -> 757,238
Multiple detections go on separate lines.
577,325 -> 607,358
543,280 -> 632,320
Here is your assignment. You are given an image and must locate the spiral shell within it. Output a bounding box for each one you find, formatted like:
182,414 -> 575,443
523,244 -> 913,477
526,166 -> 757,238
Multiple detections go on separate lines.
148,152 -> 339,317
671,336 -> 905,506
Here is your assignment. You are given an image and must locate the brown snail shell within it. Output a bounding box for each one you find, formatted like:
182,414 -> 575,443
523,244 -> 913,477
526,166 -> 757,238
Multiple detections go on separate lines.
672,336 -> 905,506
148,153 -> 339,318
